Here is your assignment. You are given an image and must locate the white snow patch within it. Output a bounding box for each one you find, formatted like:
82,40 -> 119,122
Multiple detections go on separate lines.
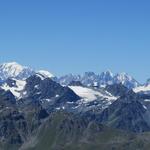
62,106 -> 65,110
69,86 -> 117,103
23,91 -> 27,95
34,85 -> 39,89
133,85 -> 150,93
37,70 -> 54,78
144,99 -> 150,102
55,94 -> 59,98
35,74 -> 45,80
44,99 -> 51,102
143,105 -> 147,110
1,79 -> 26,99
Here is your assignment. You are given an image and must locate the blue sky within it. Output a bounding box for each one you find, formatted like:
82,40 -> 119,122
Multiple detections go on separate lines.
0,0 -> 150,83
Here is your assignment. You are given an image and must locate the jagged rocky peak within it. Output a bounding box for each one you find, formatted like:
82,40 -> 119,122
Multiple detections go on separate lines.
84,71 -> 96,77
24,73 -> 81,103
99,70 -> 114,85
100,70 -> 113,78
114,72 -> 132,82
58,73 -> 81,85
58,70 -> 139,89
105,83 -> 130,97
114,72 -> 140,89
68,80 -> 83,86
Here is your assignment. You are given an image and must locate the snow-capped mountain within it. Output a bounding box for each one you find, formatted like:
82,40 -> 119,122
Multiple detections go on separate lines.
58,74 -> 81,85
58,71 -> 140,89
113,73 -> 140,89
80,72 -> 100,86
0,73 -> 79,102
0,62 -> 55,99
0,62 -> 54,81
0,62 -> 140,91
99,70 -> 114,85
0,62 -> 34,80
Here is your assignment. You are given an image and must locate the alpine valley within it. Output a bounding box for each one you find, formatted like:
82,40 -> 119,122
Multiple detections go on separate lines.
1,62 -> 150,150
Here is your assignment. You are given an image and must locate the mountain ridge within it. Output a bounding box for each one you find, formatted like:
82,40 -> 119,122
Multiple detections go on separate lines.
1,62 -> 150,149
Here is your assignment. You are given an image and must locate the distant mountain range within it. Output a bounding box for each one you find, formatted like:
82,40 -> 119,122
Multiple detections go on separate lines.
1,62 -> 150,150
58,71 -> 140,89
0,62 -> 150,92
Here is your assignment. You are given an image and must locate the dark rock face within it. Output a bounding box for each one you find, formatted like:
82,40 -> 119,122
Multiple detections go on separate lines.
105,83 -> 130,97
0,90 -> 26,147
98,91 -> 150,132
4,78 -> 17,88
0,108 -> 28,145
25,75 -> 80,103
99,71 -> 113,85
68,81 -> 83,86
0,89 -> 16,107
0,87 -> 50,149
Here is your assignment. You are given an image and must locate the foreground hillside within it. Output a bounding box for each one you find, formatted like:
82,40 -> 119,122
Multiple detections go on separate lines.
21,112 -> 150,150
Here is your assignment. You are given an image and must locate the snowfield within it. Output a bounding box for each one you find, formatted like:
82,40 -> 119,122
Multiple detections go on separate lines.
69,86 -> 117,102
1,79 -> 26,99
133,84 -> 150,93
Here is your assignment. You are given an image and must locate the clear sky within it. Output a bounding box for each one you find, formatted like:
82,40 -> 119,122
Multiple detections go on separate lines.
0,0 -> 150,83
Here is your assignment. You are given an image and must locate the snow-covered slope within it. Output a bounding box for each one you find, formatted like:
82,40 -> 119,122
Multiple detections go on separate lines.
0,62 -> 54,81
1,78 -> 26,99
68,85 -> 118,112
0,62 -> 34,80
69,86 -> 117,103
133,78 -> 150,95
0,62 -> 55,99
134,85 -> 150,94
37,70 -> 54,78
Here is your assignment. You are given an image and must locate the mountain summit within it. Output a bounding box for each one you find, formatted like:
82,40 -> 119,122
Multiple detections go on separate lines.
0,62 -> 54,81
0,62 -> 34,80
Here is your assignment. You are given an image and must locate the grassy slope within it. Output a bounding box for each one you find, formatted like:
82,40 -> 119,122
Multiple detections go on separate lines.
20,112 -> 150,150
